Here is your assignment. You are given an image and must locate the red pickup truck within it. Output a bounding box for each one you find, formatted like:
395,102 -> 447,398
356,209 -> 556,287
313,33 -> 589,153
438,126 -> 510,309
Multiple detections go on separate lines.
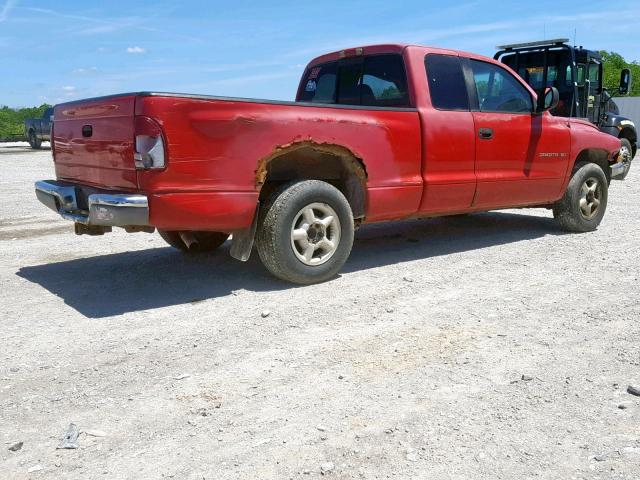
36,44 -> 627,284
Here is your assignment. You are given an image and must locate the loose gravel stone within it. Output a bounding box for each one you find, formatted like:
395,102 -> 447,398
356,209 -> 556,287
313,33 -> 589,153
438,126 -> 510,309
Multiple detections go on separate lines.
320,462 -> 334,474
8,441 -> 23,451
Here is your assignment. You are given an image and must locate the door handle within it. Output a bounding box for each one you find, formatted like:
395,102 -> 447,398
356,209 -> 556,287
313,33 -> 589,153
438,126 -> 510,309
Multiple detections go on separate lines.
478,128 -> 493,139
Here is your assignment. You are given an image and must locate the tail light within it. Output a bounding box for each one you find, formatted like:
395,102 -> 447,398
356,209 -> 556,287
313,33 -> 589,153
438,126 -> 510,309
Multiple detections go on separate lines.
134,116 -> 166,169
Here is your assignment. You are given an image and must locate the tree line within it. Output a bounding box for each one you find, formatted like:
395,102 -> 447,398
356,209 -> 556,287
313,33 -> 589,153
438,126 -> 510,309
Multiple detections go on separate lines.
600,51 -> 640,96
0,104 -> 51,141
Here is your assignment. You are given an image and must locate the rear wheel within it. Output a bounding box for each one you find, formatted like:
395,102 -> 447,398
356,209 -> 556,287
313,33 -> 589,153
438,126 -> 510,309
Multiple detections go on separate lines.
158,230 -> 229,252
553,162 -> 608,232
256,180 -> 354,284
28,131 -> 42,150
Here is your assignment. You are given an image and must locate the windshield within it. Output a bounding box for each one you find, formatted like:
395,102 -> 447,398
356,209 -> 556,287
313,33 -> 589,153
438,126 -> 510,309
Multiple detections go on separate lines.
501,50 -> 574,117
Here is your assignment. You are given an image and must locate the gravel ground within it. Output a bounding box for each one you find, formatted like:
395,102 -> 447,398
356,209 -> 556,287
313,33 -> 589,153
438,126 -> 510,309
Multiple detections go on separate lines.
1,146 -> 639,479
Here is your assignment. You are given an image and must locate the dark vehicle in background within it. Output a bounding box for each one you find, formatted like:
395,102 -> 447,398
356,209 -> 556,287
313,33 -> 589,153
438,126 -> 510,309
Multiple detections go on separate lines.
24,107 -> 53,149
495,39 -> 636,178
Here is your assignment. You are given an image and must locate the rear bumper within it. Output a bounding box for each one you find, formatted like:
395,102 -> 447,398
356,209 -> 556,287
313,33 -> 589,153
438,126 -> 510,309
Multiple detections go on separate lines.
35,180 -> 149,226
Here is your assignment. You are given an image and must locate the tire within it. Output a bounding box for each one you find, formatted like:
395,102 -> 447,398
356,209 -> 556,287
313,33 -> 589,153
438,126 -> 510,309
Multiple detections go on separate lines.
28,131 -> 42,150
158,230 -> 228,252
553,162 -> 608,232
256,180 -> 354,285
618,138 -> 633,180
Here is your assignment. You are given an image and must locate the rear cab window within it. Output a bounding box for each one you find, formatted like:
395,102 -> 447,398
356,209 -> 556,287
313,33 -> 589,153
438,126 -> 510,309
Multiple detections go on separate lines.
298,54 -> 409,108
424,54 -> 469,110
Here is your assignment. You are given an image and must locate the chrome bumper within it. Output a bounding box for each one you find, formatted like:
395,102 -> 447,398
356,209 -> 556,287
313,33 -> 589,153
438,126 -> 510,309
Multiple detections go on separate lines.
611,160 -> 631,180
611,147 -> 633,180
35,180 -> 149,227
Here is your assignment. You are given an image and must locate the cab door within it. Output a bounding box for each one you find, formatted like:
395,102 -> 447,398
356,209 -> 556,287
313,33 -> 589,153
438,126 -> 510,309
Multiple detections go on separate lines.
418,53 -> 476,214
465,58 -> 571,208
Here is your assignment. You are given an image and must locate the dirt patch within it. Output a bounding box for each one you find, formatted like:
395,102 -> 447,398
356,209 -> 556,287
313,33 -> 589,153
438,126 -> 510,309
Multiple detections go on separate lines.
0,216 -> 46,228
0,224 -> 72,241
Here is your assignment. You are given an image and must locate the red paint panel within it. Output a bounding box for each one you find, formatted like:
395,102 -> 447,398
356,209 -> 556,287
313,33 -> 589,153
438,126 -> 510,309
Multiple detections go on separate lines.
137,96 -> 423,224
472,112 -> 571,207
419,183 -> 477,214
418,109 -> 476,212
52,96 -> 138,190
149,192 -> 258,232
366,185 -> 423,222
474,179 -> 562,208
562,119 -> 621,189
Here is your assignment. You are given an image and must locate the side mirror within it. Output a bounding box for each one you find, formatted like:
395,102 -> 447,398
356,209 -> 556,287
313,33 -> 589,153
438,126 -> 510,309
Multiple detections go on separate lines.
619,68 -> 631,95
537,87 -> 559,113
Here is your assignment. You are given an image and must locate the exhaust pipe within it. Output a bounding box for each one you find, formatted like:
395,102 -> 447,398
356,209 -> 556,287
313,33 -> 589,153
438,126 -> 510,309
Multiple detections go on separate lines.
179,231 -> 199,250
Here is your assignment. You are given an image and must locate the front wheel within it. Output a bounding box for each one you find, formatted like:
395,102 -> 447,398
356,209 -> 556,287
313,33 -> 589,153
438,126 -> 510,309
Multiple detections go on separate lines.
553,162 -> 608,232
618,138 -> 633,180
256,180 -> 354,284
158,230 -> 229,252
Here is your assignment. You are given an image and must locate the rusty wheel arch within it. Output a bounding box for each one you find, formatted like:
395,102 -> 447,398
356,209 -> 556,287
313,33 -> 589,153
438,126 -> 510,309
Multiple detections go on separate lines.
255,140 -> 369,220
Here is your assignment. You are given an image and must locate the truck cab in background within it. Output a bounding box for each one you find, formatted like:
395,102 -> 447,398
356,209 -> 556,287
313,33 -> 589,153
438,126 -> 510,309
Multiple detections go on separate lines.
24,107 -> 53,149
495,39 -> 636,178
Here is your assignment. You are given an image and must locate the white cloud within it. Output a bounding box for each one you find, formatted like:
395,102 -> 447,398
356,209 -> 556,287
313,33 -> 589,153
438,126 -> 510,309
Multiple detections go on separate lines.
126,46 -> 146,54
62,86 -> 76,91
72,67 -> 98,75
0,0 -> 17,23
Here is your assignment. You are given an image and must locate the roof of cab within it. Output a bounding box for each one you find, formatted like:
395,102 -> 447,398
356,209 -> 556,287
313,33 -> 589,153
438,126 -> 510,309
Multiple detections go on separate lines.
304,43 -> 537,99
306,43 -> 493,68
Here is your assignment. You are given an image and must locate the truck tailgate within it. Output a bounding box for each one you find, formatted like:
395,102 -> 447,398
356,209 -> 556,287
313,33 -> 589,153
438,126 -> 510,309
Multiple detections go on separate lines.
53,95 -> 138,190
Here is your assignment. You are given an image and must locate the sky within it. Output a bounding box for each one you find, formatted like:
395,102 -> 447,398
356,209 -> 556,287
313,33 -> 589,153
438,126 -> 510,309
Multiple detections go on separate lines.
1,0 -> 639,107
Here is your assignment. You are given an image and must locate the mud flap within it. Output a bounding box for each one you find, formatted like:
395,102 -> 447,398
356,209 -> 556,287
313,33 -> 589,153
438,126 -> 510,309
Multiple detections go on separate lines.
230,202 -> 259,262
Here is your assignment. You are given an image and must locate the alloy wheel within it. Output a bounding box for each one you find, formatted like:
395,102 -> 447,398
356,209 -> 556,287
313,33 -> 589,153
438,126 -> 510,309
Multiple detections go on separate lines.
579,177 -> 602,220
290,202 -> 341,266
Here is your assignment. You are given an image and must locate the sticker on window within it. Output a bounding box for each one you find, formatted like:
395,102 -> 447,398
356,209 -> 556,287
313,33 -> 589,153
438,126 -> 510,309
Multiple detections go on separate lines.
308,67 -> 321,80
305,80 -> 317,92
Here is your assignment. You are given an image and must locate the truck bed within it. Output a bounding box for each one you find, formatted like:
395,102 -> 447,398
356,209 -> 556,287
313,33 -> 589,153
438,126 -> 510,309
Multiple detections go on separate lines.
53,92 -> 424,225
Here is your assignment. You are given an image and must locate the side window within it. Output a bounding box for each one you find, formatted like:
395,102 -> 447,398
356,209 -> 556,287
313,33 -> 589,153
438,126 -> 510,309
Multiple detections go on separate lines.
565,65 -> 574,87
360,55 -> 409,107
576,64 -> 586,86
588,63 -> 600,90
424,54 -> 469,111
470,60 -> 533,113
298,62 -> 337,103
